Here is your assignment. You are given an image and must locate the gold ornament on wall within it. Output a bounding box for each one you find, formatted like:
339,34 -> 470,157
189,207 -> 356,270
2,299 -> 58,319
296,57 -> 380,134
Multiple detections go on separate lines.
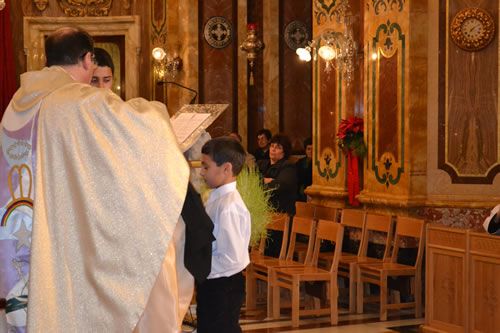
34,0 -> 49,11
450,7 -> 496,52
240,24 -> 264,86
58,0 -> 113,17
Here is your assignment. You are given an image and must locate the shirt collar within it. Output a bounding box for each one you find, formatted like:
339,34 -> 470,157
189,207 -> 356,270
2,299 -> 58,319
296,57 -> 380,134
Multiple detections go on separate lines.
207,181 -> 237,202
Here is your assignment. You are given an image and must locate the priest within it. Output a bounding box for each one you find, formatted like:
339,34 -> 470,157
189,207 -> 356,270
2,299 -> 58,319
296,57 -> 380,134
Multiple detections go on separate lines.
0,26 -> 212,332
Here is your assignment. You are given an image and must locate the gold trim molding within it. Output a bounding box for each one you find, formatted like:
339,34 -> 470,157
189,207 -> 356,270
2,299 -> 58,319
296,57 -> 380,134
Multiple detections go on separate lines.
58,0 -> 113,17
34,0 -> 49,11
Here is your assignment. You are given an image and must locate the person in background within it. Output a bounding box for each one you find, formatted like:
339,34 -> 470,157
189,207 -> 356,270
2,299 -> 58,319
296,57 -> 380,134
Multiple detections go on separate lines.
229,132 -> 256,166
257,133 -> 297,257
198,137 -> 251,332
296,137 -> 312,202
91,47 -> 114,89
253,129 -> 272,161
483,204 -> 500,235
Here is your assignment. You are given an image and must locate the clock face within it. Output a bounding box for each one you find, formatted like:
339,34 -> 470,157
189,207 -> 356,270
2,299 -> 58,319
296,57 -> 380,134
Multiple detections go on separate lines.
461,18 -> 483,40
450,7 -> 496,51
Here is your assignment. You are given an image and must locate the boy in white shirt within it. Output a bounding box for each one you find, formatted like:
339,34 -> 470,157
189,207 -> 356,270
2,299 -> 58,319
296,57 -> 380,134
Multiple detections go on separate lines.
197,137 -> 251,332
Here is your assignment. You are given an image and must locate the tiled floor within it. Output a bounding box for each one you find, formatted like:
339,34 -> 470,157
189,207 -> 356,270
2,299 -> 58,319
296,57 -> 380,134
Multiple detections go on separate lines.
182,304 -> 424,333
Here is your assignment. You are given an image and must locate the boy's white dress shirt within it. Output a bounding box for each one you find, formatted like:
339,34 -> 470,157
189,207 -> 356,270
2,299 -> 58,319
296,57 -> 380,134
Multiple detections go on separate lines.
205,181 -> 251,279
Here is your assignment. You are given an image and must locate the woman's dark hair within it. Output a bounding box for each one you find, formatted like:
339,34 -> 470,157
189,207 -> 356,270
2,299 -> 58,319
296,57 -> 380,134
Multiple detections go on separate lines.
270,133 -> 292,159
45,27 -> 94,67
94,47 -> 115,74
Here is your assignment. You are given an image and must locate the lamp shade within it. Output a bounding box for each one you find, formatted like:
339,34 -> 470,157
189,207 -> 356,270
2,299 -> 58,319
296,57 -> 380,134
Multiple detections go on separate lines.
318,45 -> 336,61
152,47 -> 166,61
296,47 -> 312,62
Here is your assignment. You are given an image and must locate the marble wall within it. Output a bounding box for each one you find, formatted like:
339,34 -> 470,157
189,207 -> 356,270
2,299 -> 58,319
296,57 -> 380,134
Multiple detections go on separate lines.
307,0 -> 364,208
308,0 -> 499,230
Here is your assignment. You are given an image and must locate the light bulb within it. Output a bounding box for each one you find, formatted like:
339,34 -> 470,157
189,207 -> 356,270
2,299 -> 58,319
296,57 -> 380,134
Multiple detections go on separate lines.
152,47 -> 166,61
296,47 -> 311,62
318,45 -> 336,61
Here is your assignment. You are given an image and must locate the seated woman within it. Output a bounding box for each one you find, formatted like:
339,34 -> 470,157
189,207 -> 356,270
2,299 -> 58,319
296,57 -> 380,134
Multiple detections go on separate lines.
91,47 -> 114,89
257,133 -> 297,257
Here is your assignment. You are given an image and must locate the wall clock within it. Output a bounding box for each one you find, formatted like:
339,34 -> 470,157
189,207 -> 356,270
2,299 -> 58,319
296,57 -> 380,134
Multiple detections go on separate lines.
450,7 -> 495,51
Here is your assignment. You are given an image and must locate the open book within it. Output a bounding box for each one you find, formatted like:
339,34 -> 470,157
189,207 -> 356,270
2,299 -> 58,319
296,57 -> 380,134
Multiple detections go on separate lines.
170,104 -> 228,152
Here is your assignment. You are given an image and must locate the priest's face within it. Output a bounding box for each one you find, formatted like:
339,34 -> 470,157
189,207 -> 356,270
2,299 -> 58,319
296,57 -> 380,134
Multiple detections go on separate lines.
91,66 -> 113,89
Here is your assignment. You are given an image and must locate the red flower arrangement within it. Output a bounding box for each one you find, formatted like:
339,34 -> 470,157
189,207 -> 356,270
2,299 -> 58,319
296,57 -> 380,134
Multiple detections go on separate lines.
336,116 -> 366,156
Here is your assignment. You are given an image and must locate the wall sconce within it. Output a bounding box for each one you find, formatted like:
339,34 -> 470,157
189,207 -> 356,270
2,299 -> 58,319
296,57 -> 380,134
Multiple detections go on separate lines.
152,47 -> 183,81
295,1 -> 358,85
239,23 -> 264,86
296,29 -> 357,84
296,40 -> 315,62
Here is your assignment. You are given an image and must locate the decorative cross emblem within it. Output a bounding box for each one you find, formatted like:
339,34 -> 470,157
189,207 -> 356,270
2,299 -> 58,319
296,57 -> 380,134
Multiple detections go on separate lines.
211,24 -> 227,41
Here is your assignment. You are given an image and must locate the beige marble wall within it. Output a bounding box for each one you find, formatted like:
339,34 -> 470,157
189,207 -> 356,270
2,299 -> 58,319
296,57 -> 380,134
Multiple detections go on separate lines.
237,0 -> 249,149
162,0 -> 198,115
262,0 -> 279,135
356,0 -> 428,213
307,1 -> 357,208
23,16 -> 141,100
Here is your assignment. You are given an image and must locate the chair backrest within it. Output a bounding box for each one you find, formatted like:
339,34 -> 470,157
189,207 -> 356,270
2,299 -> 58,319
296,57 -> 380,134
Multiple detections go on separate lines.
340,209 -> 367,255
295,201 -> 315,218
360,213 -> 394,261
390,216 -> 425,268
314,205 -> 339,222
311,219 -> 344,271
258,212 -> 290,259
285,216 -> 316,263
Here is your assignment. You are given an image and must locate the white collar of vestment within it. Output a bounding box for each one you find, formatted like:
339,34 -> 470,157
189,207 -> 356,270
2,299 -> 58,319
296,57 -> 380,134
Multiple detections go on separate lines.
207,181 -> 237,202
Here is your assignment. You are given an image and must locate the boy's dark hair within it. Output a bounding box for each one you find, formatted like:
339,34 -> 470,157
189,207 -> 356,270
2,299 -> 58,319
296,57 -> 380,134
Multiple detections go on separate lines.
45,27 -> 94,67
270,133 -> 292,159
202,137 -> 246,176
304,137 -> 312,148
94,47 -> 115,74
257,129 -> 272,140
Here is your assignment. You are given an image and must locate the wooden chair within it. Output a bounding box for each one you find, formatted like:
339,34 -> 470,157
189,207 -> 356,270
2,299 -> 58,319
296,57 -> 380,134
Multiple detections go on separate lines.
352,213 -> 394,312
314,205 -> 340,222
246,213 -> 289,309
295,201 -> 316,218
293,201 -> 316,262
270,220 -> 344,327
356,216 -> 425,321
336,209 -> 367,313
245,215 -> 316,316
